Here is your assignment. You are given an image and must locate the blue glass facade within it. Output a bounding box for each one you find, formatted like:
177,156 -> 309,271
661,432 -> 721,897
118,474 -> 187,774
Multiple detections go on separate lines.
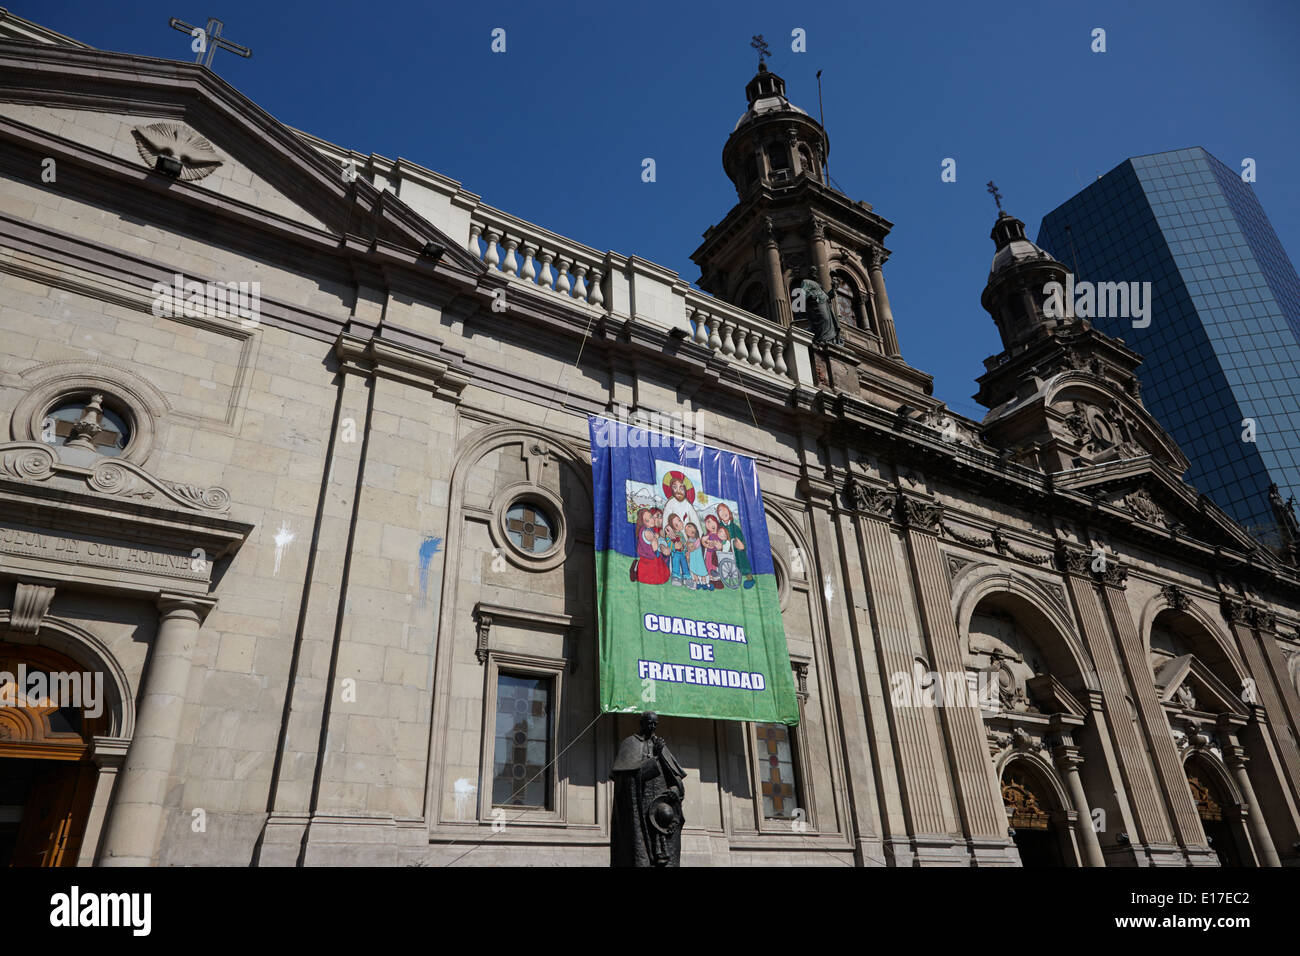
1038,147 -> 1300,538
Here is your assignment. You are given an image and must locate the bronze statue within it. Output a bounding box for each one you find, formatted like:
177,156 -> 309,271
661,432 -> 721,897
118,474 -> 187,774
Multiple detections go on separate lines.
610,712 -> 687,867
797,278 -> 843,345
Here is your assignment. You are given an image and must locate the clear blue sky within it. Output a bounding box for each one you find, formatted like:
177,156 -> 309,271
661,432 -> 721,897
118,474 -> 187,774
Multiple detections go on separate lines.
28,0 -> 1300,418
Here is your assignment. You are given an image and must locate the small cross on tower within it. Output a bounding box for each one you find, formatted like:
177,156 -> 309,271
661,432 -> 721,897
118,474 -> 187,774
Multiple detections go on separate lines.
750,34 -> 771,68
987,180 -> 1004,213
168,16 -> 252,71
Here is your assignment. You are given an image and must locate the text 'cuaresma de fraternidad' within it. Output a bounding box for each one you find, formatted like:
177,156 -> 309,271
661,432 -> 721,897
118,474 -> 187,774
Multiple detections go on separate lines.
641,613 -> 748,643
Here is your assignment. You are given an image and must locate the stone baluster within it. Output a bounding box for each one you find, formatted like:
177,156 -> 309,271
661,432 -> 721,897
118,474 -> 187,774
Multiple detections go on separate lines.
692,308 -> 709,344
538,249 -> 555,291
760,336 -> 775,371
572,263 -> 589,302
707,315 -> 722,350
747,329 -> 763,365
720,320 -> 737,357
773,338 -> 788,376
555,256 -> 572,296
520,242 -> 538,283
483,228 -> 501,269
501,236 -> 519,277
467,222 -> 483,257
588,268 -> 605,308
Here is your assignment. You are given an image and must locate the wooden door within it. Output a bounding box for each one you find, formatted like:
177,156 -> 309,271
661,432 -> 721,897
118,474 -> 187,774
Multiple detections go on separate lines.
8,761 -> 95,867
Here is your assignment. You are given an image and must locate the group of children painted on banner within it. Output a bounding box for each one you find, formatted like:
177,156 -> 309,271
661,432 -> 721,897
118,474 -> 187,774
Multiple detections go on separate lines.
631,475 -> 756,591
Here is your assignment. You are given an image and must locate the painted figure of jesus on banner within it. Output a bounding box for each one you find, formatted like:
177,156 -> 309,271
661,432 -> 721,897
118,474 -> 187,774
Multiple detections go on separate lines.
590,415 -> 799,725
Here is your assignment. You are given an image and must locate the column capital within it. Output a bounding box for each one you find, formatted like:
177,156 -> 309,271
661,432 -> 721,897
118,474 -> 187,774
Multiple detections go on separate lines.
157,593 -> 215,621
898,495 -> 943,533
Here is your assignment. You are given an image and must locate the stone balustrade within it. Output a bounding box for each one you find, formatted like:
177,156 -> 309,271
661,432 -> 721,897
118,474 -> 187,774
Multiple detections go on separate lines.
467,208 -> 605,309
683,289 -> 805,383
465,207 -> 809,386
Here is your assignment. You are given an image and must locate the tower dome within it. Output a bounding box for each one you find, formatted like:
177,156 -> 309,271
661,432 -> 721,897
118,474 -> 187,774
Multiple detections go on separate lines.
721,64 -> 828,198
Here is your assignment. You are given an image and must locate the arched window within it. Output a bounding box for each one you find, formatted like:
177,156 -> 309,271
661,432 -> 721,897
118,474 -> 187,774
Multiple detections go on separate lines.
831,273 -> 863,331
739,283 -> 768,320
797,144 -> 818,182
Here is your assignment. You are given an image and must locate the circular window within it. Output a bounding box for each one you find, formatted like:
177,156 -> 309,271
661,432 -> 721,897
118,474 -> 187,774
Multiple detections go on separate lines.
43,393 -> 132,457
505,502 -> 556,554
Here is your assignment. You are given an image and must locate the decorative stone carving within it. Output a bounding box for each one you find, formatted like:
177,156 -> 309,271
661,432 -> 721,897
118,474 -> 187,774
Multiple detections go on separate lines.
0,444 -> 56,482
899,497 -> 943,532
162,481 -> 233,512
11,582 -> 56,634
792,660 -> 810,700
991,527 -> 1052,565
1041,582 -> 1070,617
1160,584 -> 1191,611
1054,543 -> 1091,576
1124,488 -> 1166,526
1249,606 -> 1277,633
131,122 -> 224,181
474,609 -> 493,664
1098,562 -> 1128,588
943,523 -> 993,548
846,477 -> 896,518
1062,401 -> 1090,442
1220,594 -> 1249,625
946,553 -> 974,580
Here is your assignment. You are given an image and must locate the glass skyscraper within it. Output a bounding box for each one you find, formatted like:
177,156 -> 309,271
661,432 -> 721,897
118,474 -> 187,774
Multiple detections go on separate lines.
1038,147 -> 1300,542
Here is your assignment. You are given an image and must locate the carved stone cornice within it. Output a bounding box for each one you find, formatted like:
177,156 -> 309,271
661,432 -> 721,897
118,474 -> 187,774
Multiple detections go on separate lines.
473,602 -> 580,671
898,496 -> 943,533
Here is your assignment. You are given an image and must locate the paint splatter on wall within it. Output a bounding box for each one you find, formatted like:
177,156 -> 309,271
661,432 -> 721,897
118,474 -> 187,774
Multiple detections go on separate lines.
418,535 -> 443,607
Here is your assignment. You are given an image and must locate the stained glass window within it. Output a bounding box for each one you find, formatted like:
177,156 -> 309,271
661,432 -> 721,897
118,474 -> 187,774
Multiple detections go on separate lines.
492,674 -> 551,808
756,722 -> 799,819
505,503 -> 553,554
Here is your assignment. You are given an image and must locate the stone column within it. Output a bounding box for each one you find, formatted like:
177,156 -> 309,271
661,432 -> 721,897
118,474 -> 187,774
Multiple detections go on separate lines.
1222,736 -> 1282,866
763,217 -> 791,327
850,483 -> 955,849
1053,745 -> 1106,867
1095,564 -> 1205,857
800,476 -> 884,864
99,595 -> 205,866
898,497 -> 1009,856
1058,548 -> 1173,859
866,245 -> 901,358
810,218 -> 832,291
77,737 -> 129,866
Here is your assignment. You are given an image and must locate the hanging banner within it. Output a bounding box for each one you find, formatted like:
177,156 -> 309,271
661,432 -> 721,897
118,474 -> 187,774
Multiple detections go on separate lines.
589,415 -> 799,725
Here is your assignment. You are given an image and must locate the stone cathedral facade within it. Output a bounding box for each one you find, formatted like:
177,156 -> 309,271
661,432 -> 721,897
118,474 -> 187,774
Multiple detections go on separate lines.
2,14 -> 1300,867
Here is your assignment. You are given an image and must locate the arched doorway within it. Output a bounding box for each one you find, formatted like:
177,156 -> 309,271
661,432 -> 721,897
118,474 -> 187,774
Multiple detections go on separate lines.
1001,763 -> 1074,866
0,644 -> 106,866
1184,755 -> 1253,867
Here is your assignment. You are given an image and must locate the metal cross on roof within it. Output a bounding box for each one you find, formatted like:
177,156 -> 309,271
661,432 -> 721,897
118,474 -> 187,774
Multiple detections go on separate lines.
168,16 -> 251,70
987,180 -> 1004,213
750,34 -> 770,67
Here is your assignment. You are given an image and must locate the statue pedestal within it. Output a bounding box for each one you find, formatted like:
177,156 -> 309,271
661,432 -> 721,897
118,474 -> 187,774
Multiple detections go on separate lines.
811,342 -> 861,396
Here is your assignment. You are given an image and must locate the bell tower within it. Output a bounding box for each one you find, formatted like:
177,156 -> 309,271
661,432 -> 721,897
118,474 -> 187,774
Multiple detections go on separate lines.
974,203 -> 1189,475
691,48 -> 930,403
